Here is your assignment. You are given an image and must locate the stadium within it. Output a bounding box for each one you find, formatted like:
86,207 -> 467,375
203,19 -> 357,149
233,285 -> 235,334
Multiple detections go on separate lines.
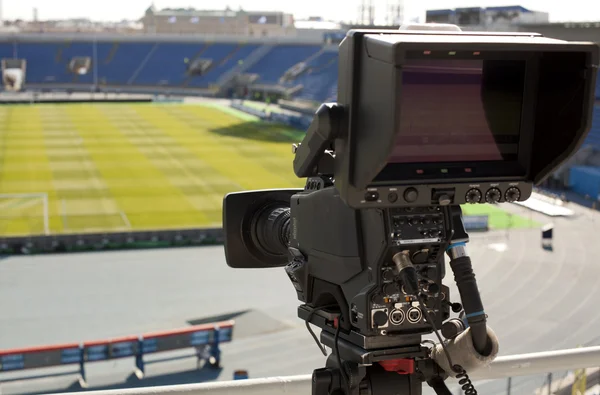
1,3 -> 600,395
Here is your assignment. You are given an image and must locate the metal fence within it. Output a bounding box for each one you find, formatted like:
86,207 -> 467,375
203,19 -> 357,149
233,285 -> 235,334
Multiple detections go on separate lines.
52,345 -> 600,395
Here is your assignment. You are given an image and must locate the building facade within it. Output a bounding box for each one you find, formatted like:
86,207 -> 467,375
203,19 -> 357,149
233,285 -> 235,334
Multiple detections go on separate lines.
141,6 -> 296,37
425,5 -> 549,31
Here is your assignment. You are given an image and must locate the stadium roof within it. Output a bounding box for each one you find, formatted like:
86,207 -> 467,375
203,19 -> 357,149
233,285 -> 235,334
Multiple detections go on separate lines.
295,20 -> 341,29
144,5 -> 287,18
147,8 -> 238,18
426,9 -> 455,16
485,5 -> 532,13
427,5 -> 533,15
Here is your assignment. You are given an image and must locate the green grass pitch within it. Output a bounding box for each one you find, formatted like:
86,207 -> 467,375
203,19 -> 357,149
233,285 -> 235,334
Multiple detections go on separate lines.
0,103 -> 305,236
0,102 -> 535,237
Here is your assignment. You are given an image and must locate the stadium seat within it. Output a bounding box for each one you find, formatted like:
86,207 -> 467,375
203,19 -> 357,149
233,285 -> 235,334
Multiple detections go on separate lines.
185,43 -> 261,88
97,42 -> 155,85
584,105 -> 600,150
133,42 -> 203,86
0,41 -> 15,60
17,43 -> 65,84
245,45 -> 322,84
290,51 -> 338,102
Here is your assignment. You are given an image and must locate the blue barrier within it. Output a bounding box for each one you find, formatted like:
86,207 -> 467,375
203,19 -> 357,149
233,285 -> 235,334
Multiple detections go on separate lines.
233,370 -> 249,380
463,215 -> 489,232
0,321 -> 234,386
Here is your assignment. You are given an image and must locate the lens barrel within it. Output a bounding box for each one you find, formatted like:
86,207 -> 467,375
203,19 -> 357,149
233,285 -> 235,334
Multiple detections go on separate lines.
252,205 -> 291,257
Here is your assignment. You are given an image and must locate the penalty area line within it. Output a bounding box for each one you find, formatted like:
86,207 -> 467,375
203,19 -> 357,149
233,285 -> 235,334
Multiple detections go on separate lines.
120,211 -> 132,229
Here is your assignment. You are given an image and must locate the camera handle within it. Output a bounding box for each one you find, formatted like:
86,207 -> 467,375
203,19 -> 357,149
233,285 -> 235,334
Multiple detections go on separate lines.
292,103 -> 343,178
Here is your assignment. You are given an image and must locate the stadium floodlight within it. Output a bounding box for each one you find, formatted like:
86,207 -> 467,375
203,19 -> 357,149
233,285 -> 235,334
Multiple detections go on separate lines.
222,24 -> 598,395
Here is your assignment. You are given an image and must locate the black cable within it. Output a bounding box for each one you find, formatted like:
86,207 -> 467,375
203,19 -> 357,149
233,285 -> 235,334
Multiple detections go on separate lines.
447,254 -> 488,355
417,295 -> 477,395
305,320 -> 328,356
304,304 -> 338,356
303,304 -> 350,388
397,262 -> 477,392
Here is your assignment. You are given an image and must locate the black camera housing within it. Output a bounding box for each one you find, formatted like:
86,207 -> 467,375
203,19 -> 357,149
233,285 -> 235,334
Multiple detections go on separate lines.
222,27 -> 599,356
334,30 -> 599,208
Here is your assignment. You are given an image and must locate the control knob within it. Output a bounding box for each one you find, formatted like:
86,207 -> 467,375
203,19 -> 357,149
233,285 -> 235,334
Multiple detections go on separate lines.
404,188 -> 419,203
485,188 -> 502,204
465,188 -> 482,204
505,187 -> 521,203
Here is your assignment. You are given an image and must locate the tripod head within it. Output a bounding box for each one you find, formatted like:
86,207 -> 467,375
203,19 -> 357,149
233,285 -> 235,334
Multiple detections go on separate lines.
222,26 -> 599,395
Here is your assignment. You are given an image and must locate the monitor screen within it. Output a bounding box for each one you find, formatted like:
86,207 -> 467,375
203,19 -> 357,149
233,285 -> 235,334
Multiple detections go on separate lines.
387,58 -> 526,164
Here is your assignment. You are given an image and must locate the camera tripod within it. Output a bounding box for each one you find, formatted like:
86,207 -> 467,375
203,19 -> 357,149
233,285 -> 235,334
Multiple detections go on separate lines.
311,331 -> 452,395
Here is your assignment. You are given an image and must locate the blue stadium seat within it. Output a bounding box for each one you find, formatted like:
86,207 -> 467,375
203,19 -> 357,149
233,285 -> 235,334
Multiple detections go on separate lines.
95,42 -> 118,70
17,43 -> 65,84
187,44 -> 260,88
186,43 -> 254,88
292,51 -> 338,102
245,45 -> 322,84
584,105 -> 600,150
0,41 -> 15,59
133,43 -> 203,86
97,42 -> 155,85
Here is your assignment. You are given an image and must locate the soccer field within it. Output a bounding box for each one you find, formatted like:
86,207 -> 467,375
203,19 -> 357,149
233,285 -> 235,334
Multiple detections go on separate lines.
0,103 -> 305,236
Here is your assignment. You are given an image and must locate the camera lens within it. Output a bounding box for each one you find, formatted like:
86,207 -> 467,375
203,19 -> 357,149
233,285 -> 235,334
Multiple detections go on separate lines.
253,205 -> 291,257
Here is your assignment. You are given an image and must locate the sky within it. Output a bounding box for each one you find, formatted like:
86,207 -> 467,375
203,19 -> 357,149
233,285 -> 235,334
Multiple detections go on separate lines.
3,0 -> 600,24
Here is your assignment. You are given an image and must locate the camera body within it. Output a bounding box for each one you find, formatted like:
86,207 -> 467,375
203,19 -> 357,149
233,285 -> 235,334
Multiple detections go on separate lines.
285,185 -> 461,349
223,28 -> 598,353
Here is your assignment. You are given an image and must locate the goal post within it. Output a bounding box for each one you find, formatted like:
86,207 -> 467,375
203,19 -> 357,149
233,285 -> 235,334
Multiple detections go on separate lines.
0,193 -> 50,236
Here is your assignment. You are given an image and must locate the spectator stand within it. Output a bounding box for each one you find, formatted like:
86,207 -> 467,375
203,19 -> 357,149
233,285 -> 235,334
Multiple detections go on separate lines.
0,321 -> 234,388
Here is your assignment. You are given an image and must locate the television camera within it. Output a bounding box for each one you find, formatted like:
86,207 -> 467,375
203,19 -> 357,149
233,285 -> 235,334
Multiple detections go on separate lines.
222,25 -> 599,395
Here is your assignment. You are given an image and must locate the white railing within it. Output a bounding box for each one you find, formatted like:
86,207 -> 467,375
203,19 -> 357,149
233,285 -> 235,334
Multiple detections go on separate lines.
59,346 -> 600,395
